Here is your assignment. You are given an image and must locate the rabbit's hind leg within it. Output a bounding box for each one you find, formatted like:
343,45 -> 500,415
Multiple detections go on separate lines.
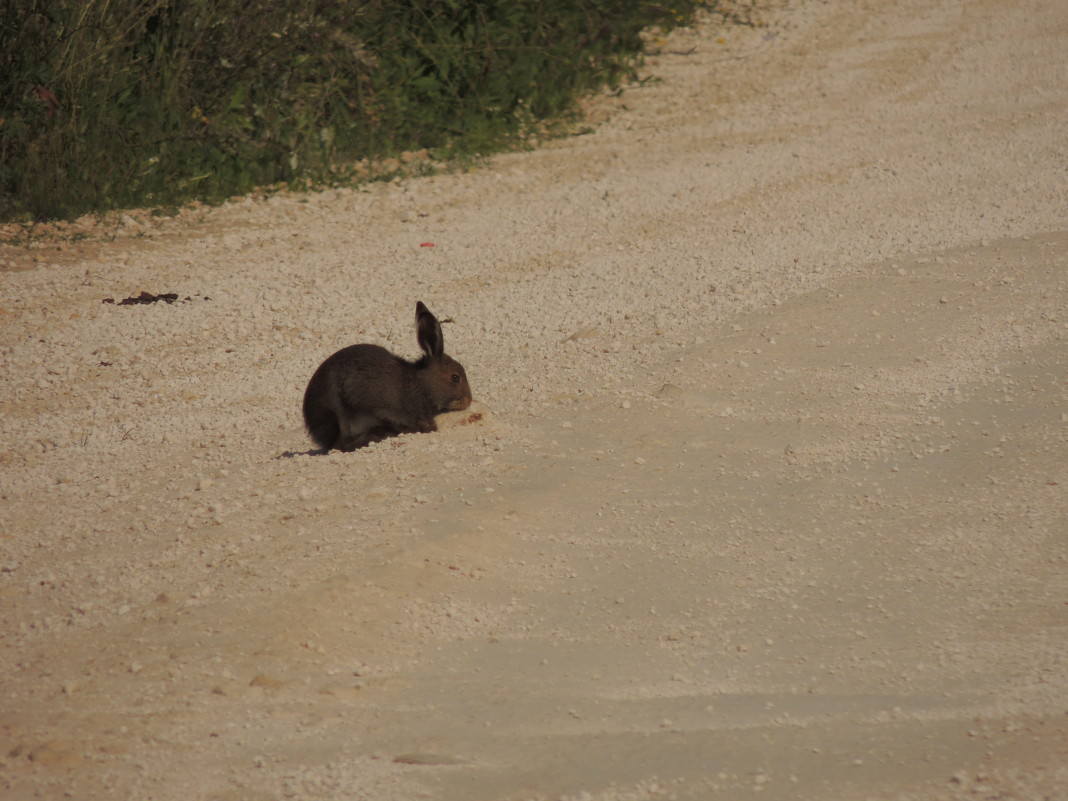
337,412 -> 387,451
360,423 -> 398,448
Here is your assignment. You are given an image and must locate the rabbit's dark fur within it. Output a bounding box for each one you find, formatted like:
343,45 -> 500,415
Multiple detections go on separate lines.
303,302 -> 472,451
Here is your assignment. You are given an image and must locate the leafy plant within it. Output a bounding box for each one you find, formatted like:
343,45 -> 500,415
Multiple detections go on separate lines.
1,0 -> 711,221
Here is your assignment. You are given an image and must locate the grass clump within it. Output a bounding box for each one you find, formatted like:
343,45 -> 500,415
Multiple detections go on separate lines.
1,0 -> 712,222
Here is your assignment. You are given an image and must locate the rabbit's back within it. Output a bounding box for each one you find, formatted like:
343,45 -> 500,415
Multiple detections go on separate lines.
303,344 -> 409,450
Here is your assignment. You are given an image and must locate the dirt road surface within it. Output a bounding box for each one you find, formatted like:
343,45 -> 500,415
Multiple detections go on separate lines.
2,1 -> 1066,799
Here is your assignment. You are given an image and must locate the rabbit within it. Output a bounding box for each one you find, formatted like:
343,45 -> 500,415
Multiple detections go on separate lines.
302,301 -> 472,452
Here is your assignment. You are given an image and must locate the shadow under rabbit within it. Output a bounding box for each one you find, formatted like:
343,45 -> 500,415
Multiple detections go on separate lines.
277,403 -> 489,458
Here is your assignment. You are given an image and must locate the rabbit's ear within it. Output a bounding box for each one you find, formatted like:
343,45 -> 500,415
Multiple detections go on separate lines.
415,301 -> 444,359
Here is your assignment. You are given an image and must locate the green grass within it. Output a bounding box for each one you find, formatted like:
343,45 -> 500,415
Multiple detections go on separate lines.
1,1 -> 733,222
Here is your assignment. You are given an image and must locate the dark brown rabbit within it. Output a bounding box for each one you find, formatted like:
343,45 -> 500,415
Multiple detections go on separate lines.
302,302 -> 472,451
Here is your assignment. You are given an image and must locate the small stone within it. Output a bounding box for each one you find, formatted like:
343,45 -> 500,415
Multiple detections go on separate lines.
28,741 -> 84,767
249,674 -> 285,689
656,383 -> 684,400
392,753 -> 467,765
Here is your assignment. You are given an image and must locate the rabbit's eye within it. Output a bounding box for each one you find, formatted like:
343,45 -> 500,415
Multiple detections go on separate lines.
451,373 -> 461,384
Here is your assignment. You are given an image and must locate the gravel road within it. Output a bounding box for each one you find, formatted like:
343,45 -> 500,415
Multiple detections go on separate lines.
2,1 -> 1066,799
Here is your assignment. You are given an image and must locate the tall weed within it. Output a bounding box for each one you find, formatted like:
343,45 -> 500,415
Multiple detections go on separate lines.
1,0 -> 710,221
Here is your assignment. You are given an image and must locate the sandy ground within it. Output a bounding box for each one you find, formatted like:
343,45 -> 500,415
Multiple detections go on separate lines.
2,0 -> 1067,799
